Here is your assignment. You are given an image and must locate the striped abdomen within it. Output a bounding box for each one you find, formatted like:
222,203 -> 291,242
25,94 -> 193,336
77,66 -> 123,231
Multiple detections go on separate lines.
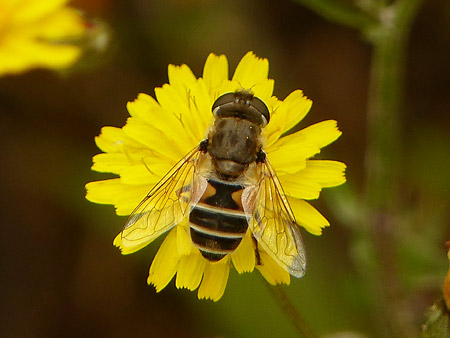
189,179 -> 248,261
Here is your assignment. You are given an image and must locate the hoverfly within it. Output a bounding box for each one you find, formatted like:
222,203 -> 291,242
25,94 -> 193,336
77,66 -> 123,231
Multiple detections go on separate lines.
120,90 -> 307,277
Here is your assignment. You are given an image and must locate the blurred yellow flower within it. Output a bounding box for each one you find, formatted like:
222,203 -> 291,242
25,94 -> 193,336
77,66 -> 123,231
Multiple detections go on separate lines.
86,52 -> 346,301
0,0 -> 86,75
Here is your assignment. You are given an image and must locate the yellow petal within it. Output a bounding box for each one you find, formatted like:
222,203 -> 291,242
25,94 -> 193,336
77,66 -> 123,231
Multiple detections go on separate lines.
176,249 -> 206,291
128,93 -> 187,137
94,126 -> 144,154
256,249 -> 290,285
279,160 -> 346,200
154,84 -> 190,124
126,93 -> 160,123
176,221 -> 193,256
147,229 -> 180,292
265,90 -> 312,147
168,64 -> 197,96
216,80 -> 241,100
300,160 -> 347,187
85,179 -> 148,216
119,162 -> 168,186
198,257 -> 230,301
13,0 -> 69,24
2,38 -> 81,70
24,8 -> 86,39
265,147 -> 309,175
113,232 -> 151,255
266,120 -> 342,174
250,79 -> 274,106
91,153 -> 155,174
267,95 -> 283,114
91,153 -> 128,174
231,231 -> 256,273
288,198 -> 330,235
187,78 -> 215,138
85,178 -> 122,205
203,53 -> 229,97
278,120 -> 342,149
167,64 -> 202,138
122,117 -> 186,163
0,47 -> 30,75
232,52 -> 269,90
114,186 -> 150,216
127,93 -> 203,154
280,175 -> 322,200
154,84 -> 205,146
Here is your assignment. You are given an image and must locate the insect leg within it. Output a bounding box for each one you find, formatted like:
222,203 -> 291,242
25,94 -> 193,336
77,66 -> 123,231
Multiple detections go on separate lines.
252,235 -> 262,266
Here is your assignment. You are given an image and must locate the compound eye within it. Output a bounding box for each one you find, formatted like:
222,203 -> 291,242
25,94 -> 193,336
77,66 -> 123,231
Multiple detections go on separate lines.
212,91 -> 270,126
250,96 -> 270,125
211,92 -> 236,112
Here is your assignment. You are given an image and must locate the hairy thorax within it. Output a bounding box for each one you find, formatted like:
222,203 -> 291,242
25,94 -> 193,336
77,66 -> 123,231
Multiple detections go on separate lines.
207,117 -> 262,177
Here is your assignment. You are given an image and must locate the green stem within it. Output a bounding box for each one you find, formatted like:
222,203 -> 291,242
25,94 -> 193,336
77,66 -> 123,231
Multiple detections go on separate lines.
293,0 -> 425,337
366,0 -> 424,208
267,284 -> 317,338
292,0 -> 376,30
365,1 -> 424,337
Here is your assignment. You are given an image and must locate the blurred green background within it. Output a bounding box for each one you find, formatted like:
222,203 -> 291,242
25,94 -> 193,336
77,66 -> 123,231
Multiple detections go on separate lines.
1,0 -> 450,337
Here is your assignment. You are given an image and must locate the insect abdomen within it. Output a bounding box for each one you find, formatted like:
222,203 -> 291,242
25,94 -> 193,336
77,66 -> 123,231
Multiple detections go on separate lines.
189,179 -> 248,261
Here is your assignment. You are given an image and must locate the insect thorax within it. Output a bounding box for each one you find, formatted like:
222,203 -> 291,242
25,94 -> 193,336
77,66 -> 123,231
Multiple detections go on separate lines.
208,117 -> 262,177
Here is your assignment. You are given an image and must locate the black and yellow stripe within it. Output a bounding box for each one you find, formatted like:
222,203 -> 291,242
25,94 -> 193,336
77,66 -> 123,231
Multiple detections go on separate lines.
189,179 -> 248,261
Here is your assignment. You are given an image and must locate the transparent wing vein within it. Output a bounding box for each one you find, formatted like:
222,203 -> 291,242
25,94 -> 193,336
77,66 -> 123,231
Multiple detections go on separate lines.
245,158 -> 307,277
120,146 -> 203,248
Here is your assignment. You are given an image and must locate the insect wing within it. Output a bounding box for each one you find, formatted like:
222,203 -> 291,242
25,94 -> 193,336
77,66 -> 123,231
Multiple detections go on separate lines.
242,158 -> 307,277
120,146 -> 205,249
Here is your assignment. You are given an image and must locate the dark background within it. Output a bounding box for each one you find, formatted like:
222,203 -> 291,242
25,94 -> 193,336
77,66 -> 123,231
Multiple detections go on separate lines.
1,0 -> 449,337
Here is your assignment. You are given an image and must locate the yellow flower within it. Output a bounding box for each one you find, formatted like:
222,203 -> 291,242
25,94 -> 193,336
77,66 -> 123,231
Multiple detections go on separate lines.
0,0 -> 86,76
86,52 -> 346,301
